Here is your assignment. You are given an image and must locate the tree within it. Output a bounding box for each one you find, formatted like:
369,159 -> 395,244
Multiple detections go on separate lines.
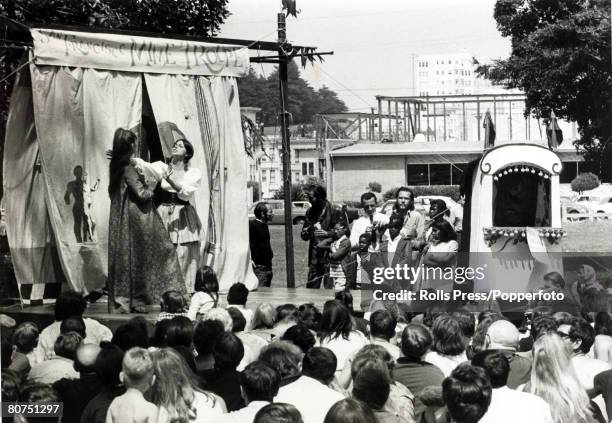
477,0 -> 611,175
0,0 -> 230,198
571,172 -> 600,194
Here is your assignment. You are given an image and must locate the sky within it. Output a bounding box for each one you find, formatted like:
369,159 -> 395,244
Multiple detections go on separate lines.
218,0 -> 512,111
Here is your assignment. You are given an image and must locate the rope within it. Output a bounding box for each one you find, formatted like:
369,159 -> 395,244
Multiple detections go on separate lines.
0,55 -> 34,85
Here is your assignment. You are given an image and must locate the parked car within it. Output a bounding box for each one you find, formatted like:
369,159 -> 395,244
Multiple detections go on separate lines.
575,195 -> 612,218
560,196 -> 590,221
248,200 -> 310,225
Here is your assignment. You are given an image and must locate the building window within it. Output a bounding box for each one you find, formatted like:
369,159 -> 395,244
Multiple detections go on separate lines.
262,170 -> 267,182
407,164 -> 429,186
302,162 -> 308,175
430,164 -> 451,185
270,170 -> 276,185
451,163 -> 467,185
309,162 -> 314,175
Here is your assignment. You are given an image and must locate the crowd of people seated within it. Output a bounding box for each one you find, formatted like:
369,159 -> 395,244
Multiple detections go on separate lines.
2,278 -> 612,423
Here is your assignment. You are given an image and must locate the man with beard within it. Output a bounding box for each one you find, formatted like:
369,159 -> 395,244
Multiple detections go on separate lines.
392,187 -> 426,241
301,185 -> 348,289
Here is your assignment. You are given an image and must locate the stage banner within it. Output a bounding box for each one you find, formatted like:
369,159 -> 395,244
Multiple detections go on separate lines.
30,63 -> 142,293
31,28 -> 250,78
144,73 -> 257,291
3,66 -> 64,304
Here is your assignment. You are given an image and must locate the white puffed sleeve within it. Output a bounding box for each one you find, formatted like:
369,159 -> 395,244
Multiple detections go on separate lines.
177,167 -> 202,201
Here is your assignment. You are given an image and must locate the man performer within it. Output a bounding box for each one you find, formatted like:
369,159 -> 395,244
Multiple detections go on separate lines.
389,187 -> 426,241
249,202 -> 274,288
301,185 -> 348,289
350,192 -> 389,251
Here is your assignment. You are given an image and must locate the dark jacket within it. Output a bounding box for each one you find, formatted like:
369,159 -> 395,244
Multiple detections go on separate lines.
301,201 -> 348,266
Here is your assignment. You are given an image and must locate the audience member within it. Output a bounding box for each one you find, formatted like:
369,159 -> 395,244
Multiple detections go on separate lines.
29,332 -> 82,384
227,282 -> 254,329
273,304 -> 300,338
211,361 -> 280,423
471,350 -> 552,423
38,292 -> 112,359
593,369 -> 612,422
151,347 -> 226,422
111,321 -> 149,351
442,364 -> 492,423
394,323 -> 444,419
194,319 -> 225,372
324,398 -> 377,423
254,403 -> 304,423
259,342 -> 302,382
79,342 -> 125,423
298,303 -> 321,332
251,303 -> 277,341
370,310 -> 401,360
107,347 -> 158,423
60,316 -> 87,338
157,290 -> 188,322
482,319 -> 531,388
203,308 -> 234,332
9,322 -> 40,375
468,312 -> 501,359
201,332 -> 245,412
423,315 -> 468,377
318,300 -> 368,371
163,316 -> 194,349
281,324 -> 316,354
18,383 -> 62,423
228,306 -> 268,359
1,368 -> 21,402
188,266 -> 224,320
593,312 -> 612,364
519,333 -> 598,423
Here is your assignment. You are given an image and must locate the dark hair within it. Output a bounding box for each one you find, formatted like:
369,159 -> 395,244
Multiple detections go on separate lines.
334,291 -> 354,313
360,192 -> 377,204
352,358 -> 391,410
258,345 -> 301,379
469,314 -> 502,358
1,333 -> 12,368
54,332 -> 82,360
193,319 -> 225,355
227,282 -> 249,306
471,350 -> 509,388
569,318 -> 596,353
161,290 -> 186,313
544,271 -> 565,289
442,364 -> 492,423
358,233 -> 373,245
54,291 -> 87,321
430,199 -> 450,218
254,202 -> 270,219
60,316 -> 86,338
12,322 -> 39,353
95,342 -> 125,387
108,128 -> 136,195
552,311 -> 575,326
370,310 -> 397,341
240,361 -> 281,402
395,187 -> 415,211
194,266 -> 220,307
19,383 -> 60,403
112,323 -> 149,351
305,185 -> 327,202
277,304 -> 300,323
174,138 -> 194,164
388,213 -> 404,230
319,300 -> 353,341
531,315 -> 558,341
128,316 -> 149,340
213,332 -> 244,371
400,323 -> 432,359
254,403 -> 303,423
451,312 -> 476,339
432,315 -> 465,356
324,398 -> 377,423
172,345 -> 197,373
302,347 -> 337,385
595,312 -> 612,336
282,324 -> 316,353
227,307 -> 247,332
354,345 -> 394,376
431,219 -> 457,242
298,303 -> 321,331
152,319 -> 173,348
1,369 -> 21,402
164,316 -> 194,348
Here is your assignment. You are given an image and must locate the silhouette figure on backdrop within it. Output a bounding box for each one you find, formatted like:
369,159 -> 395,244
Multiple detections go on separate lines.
65,166 -> 100,243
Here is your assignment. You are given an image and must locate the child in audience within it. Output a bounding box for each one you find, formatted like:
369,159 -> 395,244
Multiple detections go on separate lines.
10,322 -> 41,375
157,290 -> 188,322
320,221 -> 352,292
188,266 -> 225,321
106,347 -> 158,423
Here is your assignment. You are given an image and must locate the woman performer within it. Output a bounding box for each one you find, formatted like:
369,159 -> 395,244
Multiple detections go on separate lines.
158,138 -> 202,293
107,128 -> 185,313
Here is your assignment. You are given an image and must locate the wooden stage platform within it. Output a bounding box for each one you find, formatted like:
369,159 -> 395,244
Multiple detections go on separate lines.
0,288 -> 364,332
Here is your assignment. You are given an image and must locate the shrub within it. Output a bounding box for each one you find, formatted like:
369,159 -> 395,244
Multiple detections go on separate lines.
367,181 -> 382,193
571,172 -> 600,193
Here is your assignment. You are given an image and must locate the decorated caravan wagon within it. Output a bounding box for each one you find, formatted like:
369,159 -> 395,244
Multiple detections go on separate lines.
468,142 -> 565,296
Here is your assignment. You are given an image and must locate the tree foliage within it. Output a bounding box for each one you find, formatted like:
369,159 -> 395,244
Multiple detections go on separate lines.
571,172 -> 600,194
237,61 -> 347,125
477,0 -> 611,174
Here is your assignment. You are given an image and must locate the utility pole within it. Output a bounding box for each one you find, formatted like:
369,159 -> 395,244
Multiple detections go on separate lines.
278,13 -> 295,288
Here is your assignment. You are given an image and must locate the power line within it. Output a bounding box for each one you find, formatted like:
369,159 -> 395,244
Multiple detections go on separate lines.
310,63 -> 376,109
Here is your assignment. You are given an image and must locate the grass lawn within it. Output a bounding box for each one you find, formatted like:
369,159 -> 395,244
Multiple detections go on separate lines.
269,225 -> 310,288
562,220 -> 612,253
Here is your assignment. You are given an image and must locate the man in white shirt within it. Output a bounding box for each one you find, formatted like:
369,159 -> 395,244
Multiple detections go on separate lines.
350,192 -> 389,251
211,361 -> 280,423
473,350 -> 553,423
275,347 -> 345,423
37,292 -> 112,360
369,310 -> 401,360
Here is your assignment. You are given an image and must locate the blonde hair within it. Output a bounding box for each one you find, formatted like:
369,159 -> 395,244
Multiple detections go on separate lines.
122,347 -> 154,387
527,333 -> 593,423
202,308 -> 233,331
150,348 -> 214,423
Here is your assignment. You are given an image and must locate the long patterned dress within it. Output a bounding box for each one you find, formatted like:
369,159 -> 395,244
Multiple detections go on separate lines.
108,164 -> 185,310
